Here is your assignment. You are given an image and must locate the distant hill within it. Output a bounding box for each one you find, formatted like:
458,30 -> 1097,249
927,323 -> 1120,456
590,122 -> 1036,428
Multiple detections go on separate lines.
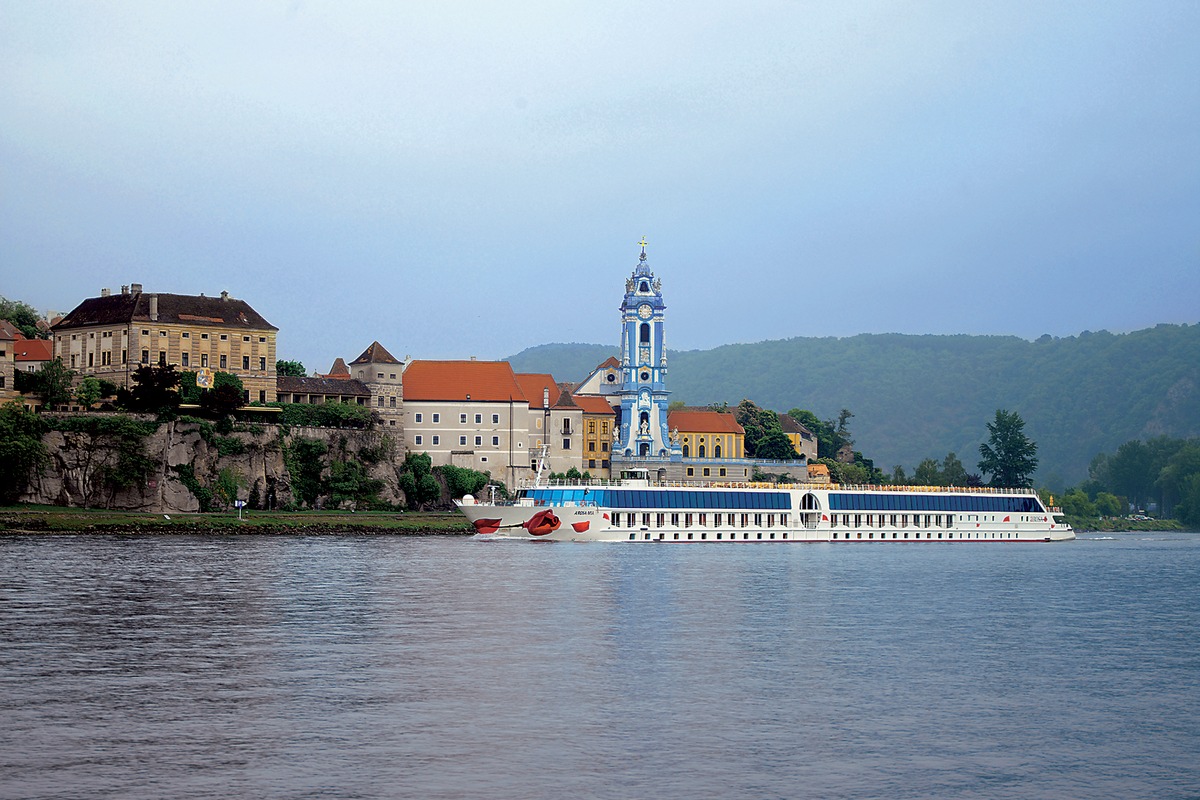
507,324 -> 1200,486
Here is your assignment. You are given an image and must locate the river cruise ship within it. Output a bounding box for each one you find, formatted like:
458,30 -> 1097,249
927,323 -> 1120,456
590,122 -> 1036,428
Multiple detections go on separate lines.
455,470 -> 1074,543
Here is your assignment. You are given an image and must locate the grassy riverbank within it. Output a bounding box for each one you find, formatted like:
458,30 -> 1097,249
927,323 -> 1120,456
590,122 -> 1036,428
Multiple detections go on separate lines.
0,505 -> 472,535
1066,517 -> 1191,533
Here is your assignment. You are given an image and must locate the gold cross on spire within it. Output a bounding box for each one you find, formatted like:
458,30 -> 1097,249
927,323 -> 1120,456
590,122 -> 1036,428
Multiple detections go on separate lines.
639,236 -> 647,250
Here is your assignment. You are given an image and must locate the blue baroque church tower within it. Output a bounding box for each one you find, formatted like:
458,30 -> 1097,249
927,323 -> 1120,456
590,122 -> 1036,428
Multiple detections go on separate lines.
614,240 -> 682,462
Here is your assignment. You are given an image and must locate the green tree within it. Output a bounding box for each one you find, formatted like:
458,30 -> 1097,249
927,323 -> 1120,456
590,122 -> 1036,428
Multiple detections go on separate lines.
913,458 -> 942,486
199,372 -> 244,419
286,437 -> 328,507
276,360 -> 306,377
941,452 -> 969,486
735,400 -> 799,460
1156,441 -> 1200,517
1176,474 -> 1200,526
74,377 -> 103,410
891,464 -> 908,484
1061,489 -> 1097,519
438,464 -> 490,499
978,409 -> 1039,487
118,364 -> 182,414
0,401 -> 48,503
398,452 -> 441,509
1094,492 -> 1122,517
33,357 -> 76,408
328,459 -> 384,508
0,296 -> 46,339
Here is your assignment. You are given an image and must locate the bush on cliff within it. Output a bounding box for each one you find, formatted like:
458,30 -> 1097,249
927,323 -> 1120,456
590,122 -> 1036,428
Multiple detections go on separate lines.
0,401 -> 48,504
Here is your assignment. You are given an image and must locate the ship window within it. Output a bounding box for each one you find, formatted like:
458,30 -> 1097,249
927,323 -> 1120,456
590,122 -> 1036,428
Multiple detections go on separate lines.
629,533 -> 636,540
673,533 -> 679,540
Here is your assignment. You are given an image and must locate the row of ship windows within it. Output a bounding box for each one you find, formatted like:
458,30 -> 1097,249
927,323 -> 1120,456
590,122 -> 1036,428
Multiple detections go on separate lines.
624,531 -> 1029,541
829,493 -> 1043,513
531,489 -> 792,509
611,512 -> 788,528
630,531 -> 790,541
831,514 -> 954,528
833,531 -> 1023,540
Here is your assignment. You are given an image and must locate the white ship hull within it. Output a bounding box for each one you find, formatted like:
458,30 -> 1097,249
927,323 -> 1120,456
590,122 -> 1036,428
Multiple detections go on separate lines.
455,482 -> 1074,543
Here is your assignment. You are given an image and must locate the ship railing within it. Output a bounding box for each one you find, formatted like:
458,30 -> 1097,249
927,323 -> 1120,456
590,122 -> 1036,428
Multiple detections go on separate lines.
834,484 -> 1040,495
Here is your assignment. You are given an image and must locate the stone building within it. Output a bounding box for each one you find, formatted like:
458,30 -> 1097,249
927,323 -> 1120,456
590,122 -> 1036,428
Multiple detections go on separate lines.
513,373 -> 584,478
402,359 -> 536,487
51,284 -> 278,404
573,393 -> 616,478
349,342 -> 404,430
0,320 -> 18,404
667,408 -> 752,483
778,413 -> 818,461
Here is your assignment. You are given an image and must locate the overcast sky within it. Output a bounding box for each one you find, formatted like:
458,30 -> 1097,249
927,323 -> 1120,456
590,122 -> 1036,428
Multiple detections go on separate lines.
3,1 -> 1198,374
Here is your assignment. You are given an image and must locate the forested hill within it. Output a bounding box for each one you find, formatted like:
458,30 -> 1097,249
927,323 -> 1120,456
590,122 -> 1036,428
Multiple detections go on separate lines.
506,324 -> 1200,486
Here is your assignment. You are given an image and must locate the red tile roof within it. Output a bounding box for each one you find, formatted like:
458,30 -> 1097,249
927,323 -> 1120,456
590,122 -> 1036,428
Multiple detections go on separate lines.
0,320 -> 22,340
596,356 -> 620,369
668,410 -> 745,434
322,357 -> 351,379
403,360 -> 526,403
572,394 -> 616,415
515,373 -> 561,409
14,338 -> 53,362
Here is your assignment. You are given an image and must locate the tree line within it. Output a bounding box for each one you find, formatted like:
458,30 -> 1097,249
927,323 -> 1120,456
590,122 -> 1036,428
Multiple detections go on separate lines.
1059,436 -> 1200,524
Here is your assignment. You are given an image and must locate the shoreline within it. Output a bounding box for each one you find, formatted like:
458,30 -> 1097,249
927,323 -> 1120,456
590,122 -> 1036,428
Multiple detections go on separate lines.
0,507 -> 472,536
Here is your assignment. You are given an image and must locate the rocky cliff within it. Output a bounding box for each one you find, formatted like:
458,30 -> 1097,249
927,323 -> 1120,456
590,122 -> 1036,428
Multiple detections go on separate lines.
20,417 -> 405,513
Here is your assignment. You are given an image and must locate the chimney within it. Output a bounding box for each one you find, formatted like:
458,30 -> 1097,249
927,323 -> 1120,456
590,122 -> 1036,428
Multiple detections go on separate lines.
221,290 -> 229,301
130,283 -> 142,294
150,294 -> 158,321
100,287 -> 110,297
543,387 -> 550,409
121,285 -> 129,295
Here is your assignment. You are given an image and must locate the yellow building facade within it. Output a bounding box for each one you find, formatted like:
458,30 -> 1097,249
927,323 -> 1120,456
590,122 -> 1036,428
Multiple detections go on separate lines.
52,285 -> 278,404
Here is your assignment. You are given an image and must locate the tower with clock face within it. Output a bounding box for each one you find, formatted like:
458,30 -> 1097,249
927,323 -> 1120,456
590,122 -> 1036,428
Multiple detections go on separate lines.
614,239 -> 681,462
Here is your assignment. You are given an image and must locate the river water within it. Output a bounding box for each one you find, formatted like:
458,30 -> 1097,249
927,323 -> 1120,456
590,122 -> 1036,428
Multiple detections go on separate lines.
1,532 -> 1198,799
